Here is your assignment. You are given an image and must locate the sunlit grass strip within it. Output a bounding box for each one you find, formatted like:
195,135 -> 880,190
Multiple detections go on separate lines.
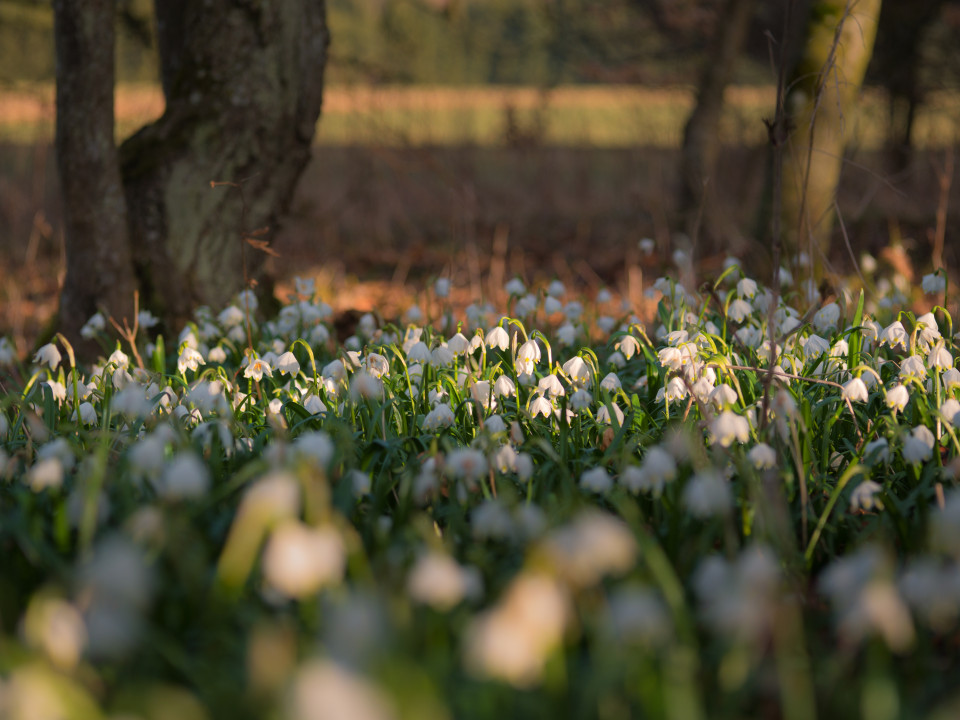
2,83 -> 960,148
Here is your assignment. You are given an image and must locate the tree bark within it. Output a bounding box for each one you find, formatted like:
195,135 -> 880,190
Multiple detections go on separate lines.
54,0 -> 139,350
120,0 -> 329,327
781,0 -> 881,262
678,0 -> 757,244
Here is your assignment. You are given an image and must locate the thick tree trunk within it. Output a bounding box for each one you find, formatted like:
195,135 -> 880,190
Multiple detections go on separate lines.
781,0 -> 881,262
678,0 -> 757,244
54,0 -> 138,350
120,0 -> 329,327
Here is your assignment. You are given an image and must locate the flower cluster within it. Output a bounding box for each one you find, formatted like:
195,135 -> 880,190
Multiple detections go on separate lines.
1,262 -> 958,719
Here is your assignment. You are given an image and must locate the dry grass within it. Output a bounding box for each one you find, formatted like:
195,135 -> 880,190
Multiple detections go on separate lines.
2,83 -> 958,147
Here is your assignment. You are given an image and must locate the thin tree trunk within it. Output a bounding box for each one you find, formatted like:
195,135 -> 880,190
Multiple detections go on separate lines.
120,0 -> 329,327
54,0 -> 138,349
679,0 -> 757,244
781,0 -> 881,263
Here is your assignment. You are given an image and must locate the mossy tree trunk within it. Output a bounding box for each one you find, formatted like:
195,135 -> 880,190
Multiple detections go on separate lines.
54,0 -> 329,348
678,0 -> 757,244
781,0 -> 881,263
54,0 -> 138,351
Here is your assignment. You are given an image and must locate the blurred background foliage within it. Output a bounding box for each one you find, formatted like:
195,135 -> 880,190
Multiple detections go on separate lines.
0,0 -> 957,91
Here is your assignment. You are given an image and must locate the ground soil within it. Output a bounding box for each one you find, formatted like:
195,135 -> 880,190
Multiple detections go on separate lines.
2,138 -> 959,358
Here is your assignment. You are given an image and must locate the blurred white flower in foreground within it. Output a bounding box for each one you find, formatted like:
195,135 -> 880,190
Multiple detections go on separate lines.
922,272 -> 946,295
22,594 -> 87,670
693,545 -> 781,642
709,410 -> 750,447
902,425 -> 935,465
819,546 -> 914,652
263,521 -> 345,599
541,510 -> 637,588
684,469 -> 732,517
463,572 -> 570,688
407,551 -> 482,611
849,480 -> 884,512
33,342 -> 61,370
290,659 -> 396,720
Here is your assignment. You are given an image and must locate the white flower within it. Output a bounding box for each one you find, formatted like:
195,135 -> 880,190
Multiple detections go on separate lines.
44,380 -> 67,405
885,384 -> 910,413
736,277 -> 757,299
493,375 -> 516,398
516,338 -> 541,374
469,500 -> 513,540
879,321 -> 908,351
111,384 -> 153,418
942,367 -> 960,391
157,453 -> 210,501
709,410 -> 750,447
603,586 -> 670,647
562,356 -> 592,387
658,346 -> 682,371
430,345 -> 455,367
902,426 -> 935,465
864,438 -> 891,465
748,443 -> 777,470
813,303 -> 840,332
580,466 -> 612,494
33,342 -> 61,370
922,272 -> 946,295
544,296 -> 563,315
709,383 -> 738,409
244,357 -> 272,381
661,376 -> 687,403
423,404 -> 455,431
263,522 -> 345,599
446,448 -> 488,482
435,277 -> 451,298
218,305 -> 245,328
916,312 -> 942,349
293,431 -> 334,468
537,374 -> 565,399
0,337 -> 16,366
504,277 -> 527,296
850,480 -> 884,512
529,395 -> 553,418
543,510 -> 636,588
842,377 -> 869,403
347,469 -> 371,497
407,552 -> 481,611
463,572 -> 569,688
597,403 -> 624,426
27,457 -> 64,492
625,446 -> 676,495
177,346 -> 205,374
275,351 -> 301,376
600,372 -> 622,392
302,394 -> 326,415
80,312 -> 106,339
74,401 -> 97,426
899,355 -> 927,383
547,280 -> 566,297
350,371 -> 382,401
485,325 -> 510,351
802,334 -> 830,362
728,299 -> 752,323
684,470 -> 732,517
927,341 -> 953,371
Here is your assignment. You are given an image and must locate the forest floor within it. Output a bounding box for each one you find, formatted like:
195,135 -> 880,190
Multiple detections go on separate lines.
1,86 -> 959,356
